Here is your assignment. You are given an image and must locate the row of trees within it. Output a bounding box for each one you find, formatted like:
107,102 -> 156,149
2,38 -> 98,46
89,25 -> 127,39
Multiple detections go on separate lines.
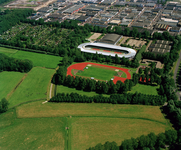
49,92 -> 166,106
0,98 -> 9,113
87,130 -> 180,150
164,100 -> 181,130
0,53 -> 33,72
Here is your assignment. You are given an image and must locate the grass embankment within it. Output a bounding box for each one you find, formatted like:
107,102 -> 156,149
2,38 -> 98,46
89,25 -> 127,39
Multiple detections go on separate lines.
0,71 -> 25,100
8,67 -> 55,107
76,66 -> 117,81
0,47 -> 62,69
0,109 -> 66,150
14,101 -> 172,150
129,83 -> 159,95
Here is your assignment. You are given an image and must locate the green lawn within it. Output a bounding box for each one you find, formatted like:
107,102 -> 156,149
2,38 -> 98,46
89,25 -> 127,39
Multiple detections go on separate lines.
0,47 -> 18,56
0,109 -> 66,150
57,85 -> 109,97
129,83 -> 158,95
12,51 -> 62,69
8,67 -> 55,107
0,71 -> 25,100
76,66 -> 117,81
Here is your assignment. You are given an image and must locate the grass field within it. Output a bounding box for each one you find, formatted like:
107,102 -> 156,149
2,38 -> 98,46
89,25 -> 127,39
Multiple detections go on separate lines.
12,51 -> 62,69
0,47 -> 62,69
57,85 -> 109,97
76,66 -> 117,81
0,71 -> 25,100
0,109 -> 66,150
8,67 -> 55,107
129,83 -> 158,95
14,102 -> 171,150
69,117 -> 169,150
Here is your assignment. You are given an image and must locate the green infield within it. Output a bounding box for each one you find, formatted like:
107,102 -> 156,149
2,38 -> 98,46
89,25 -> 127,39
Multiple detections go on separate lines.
129,83 -> 159,95
8,67 -> 55,107
12,51 -> 62,69
76,66 -> 117,81
0,71 -> 25,100
57,85 -> 109,97
0,109 -> 66,150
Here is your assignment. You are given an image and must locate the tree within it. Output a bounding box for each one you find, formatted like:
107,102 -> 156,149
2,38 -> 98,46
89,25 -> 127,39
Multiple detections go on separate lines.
0,98 -> 9,113
139,68 -> 143,74
101,82 -> 109,94
115,54 -> 120,64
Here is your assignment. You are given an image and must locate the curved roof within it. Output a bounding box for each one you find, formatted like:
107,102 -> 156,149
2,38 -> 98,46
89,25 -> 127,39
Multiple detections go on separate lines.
99,34 -> 121,44
78,42 -> 136,58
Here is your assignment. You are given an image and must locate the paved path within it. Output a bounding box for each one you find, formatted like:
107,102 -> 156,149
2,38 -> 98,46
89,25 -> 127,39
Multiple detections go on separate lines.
174,51 -> 181,100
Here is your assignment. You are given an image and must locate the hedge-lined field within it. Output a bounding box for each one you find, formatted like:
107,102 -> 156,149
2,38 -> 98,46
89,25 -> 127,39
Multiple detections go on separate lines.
0,47 -> 62,69
0,109 -> 66,150
0,71 -> 25,100
8,67 -> 55,107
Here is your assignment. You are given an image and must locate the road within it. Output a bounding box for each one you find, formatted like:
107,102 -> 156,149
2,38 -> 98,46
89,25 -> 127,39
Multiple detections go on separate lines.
173,51 -> 181,100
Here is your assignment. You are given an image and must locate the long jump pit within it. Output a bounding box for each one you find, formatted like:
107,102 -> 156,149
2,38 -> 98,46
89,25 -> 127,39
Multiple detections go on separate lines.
67,62 -> 131,84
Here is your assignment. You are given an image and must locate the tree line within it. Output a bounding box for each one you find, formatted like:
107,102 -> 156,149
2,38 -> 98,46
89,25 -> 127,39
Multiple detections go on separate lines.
0,53 -> 33,73
87,129 -> 181,150
0,98 -> 9,114
0,9 -> 34,35
49,92 -> 166,106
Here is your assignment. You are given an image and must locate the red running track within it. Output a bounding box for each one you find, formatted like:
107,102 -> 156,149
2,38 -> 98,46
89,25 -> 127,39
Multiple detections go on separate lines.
67,62 -> 131,84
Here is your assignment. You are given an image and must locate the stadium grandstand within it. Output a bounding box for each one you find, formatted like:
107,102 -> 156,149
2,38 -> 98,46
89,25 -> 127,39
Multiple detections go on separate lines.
78,42 -> 137,58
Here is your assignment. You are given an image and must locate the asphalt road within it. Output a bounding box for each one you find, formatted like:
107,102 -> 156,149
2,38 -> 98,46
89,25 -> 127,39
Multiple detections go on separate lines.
174,51 -> 181,100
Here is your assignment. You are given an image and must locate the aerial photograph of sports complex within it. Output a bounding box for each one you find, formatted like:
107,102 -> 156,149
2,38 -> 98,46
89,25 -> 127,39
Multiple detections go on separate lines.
1,0 -> 181,149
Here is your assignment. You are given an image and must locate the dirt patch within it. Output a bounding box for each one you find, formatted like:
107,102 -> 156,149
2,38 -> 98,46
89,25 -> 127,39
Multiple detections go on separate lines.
73,69 -> 79,75
127,39 -> 146,47
117,72 -> 123,77
89,33 -> 102,40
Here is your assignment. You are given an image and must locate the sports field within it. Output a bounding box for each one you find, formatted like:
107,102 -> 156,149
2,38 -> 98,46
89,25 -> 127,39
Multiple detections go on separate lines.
0,71 -> 25,100
129,83 -> 158,95
12,101 -> 171,150
8,67 -> 55,107
76,66 -> 117,81
67,62 -> 131,83
0,47 -> 62,69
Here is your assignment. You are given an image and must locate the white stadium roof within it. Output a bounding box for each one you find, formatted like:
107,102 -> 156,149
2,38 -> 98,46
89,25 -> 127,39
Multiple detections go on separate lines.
78,42 -> 137,58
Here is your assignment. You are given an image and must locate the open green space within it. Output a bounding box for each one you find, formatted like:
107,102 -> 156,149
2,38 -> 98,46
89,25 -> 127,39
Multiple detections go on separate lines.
129,83 -> 158,95
69,117 -> 169,150
8,67 -> 55,107
12,51 -> 62,69
15,102 -> 171,150
0,47 -> 62,69
0,71 -> 25,100
0,109 -> 66,150
76,66 -> 117,81
0,46 -> 18,56
57,85 -> 109,97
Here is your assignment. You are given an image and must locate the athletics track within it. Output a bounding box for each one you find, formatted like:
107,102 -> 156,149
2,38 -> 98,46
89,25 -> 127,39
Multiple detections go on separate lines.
67,62 -> 131,84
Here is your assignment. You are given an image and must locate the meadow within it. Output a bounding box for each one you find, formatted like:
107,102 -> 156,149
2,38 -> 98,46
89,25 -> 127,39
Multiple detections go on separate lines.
129,83 -> 159,95
0,71 -> 25,100
0,101 -> 171,150
0,109 -> 66,150
0,47 -> 62,69
8,67 -> 55,107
